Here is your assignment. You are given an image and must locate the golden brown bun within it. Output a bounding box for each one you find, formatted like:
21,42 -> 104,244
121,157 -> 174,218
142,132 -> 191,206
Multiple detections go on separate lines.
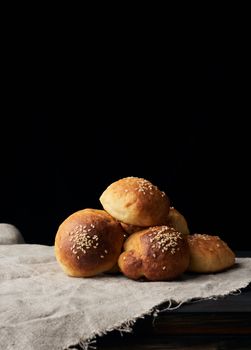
166,207 -> 190,235
118,226 -> 190,281
100,177 -> 170,226
187,234 -> 235,273
55,209 -> 124,277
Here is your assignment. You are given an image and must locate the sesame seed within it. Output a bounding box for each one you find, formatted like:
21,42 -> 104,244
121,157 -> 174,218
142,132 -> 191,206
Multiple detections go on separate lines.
104,250 -> 108,254
69,224 -> 99,255
100,255 -> 104,259
162,266 -> 166,270
149,226 -> 183,255
77,256 -> 80,260
153,253 -> 156,258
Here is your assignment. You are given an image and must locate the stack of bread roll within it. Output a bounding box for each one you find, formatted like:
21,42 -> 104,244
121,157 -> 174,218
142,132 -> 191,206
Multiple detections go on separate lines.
55,177 -> 235,281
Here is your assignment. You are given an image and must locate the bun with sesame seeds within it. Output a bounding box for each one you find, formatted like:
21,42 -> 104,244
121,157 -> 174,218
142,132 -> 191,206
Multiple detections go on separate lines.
100,177 -> 170,227
54,209 -> 125,277
118,226 -> 190,281
187,234 -> 235,273
166,207 -> 190,235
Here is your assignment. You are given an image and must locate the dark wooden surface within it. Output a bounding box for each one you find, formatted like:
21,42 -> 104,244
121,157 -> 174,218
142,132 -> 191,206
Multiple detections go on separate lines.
94,335 -> 251,349
76,252 -> 251,349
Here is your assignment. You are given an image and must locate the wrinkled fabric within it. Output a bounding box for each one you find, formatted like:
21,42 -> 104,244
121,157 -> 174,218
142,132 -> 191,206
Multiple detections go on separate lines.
0,244 -> 251,350
0,224 -> 24,245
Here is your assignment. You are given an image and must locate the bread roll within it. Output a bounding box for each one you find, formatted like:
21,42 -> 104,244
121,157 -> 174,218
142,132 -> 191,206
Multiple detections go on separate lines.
118,226 -> 190,281
187,234 -> 235,273
100,177 -> 170,227
120,222 -> 145,236
166,207 -> 190,235
55,209 -> 124,277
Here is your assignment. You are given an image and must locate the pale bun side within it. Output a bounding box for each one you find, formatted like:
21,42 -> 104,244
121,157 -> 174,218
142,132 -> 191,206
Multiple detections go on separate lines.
120,222 -> 145,236
187,233 -> 235,273
55,209 -> 124,277
166,207 -> 190,235
100,177 -> 170,227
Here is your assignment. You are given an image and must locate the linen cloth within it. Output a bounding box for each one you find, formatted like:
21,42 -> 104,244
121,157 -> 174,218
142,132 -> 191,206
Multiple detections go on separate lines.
0,244 -> 251,350
0,224 -> 24,245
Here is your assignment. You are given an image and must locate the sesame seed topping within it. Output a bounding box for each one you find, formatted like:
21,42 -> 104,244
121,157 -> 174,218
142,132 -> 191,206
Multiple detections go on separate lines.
192,233 -> 212,240
125,177 -> 166,199
104,249 -> 108,254
162,266 -> 166,270
69,224 -> 99,255
136,178 -> 156,195
100,255 -> 104,259
149,226 -> 183,255
153,253 -> 156,258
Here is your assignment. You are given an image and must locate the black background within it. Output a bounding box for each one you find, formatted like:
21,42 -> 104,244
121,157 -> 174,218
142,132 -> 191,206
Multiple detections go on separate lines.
0,27 -> 249,251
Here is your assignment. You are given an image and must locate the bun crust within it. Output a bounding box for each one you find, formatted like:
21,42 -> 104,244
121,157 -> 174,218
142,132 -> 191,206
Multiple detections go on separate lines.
166,207 -> 190,235
120,222 -> 145,236
118,226 -> 190,281
187,234 -> 235,273
55,209 -> 124,277
100,177 -> 170,226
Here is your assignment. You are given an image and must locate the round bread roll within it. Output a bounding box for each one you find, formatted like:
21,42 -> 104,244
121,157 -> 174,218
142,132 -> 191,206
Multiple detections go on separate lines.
55,209 -> 125,277
100,177 -> 170,227
118,226 -> 190,281
187,234 -> 235,273
166,207 -> 190,235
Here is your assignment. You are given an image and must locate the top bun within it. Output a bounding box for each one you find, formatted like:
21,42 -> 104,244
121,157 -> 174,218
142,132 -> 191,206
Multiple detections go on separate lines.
100,177 -> 170,227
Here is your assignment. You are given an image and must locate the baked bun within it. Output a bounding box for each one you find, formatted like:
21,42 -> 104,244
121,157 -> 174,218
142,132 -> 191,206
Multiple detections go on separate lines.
118,226 -> 190,281
187,234 -> 235,273
55,209 -> 124,277
100,177 -> 170,226
166,207 -> 190,235
120,222 -> 145,236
